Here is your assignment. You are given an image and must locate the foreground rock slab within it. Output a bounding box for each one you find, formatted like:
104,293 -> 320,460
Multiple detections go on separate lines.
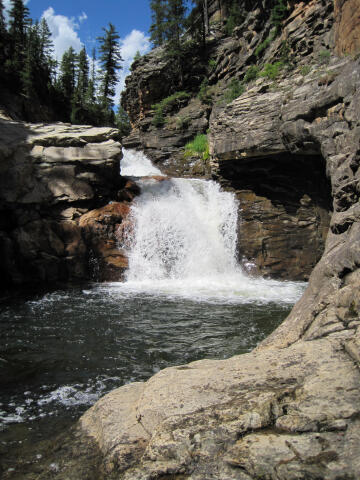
78,331 -> 360,479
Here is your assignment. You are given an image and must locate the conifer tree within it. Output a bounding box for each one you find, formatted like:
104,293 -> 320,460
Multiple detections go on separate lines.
97,23 -> 122,111
164,0 -> 186,85
116,104 -> 131,137
0,0 -> 8,81
149,0 -> 167,47
85,47 -> 97,105
59,46 -> 77,102
21,21 -> 39,97
38,18 -> 55,72
36,19 -> 55,99
76,46 -> 89,106
8,0 -> 30,79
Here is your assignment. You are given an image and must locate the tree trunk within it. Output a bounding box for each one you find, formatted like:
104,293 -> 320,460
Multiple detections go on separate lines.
203,0 -> 209,36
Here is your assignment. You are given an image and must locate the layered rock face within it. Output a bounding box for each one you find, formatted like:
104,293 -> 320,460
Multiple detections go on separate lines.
122,0 -> 336,279
0,119 -> 135,286
70,56 -> 360,480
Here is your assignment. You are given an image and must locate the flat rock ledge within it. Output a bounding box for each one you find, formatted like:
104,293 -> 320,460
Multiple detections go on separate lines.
74,59 -> 360,479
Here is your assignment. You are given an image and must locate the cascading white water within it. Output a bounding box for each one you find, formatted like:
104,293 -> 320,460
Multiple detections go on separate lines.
120,149 -> 162,176
126,177 -> 238,281
117,149 -> 305,304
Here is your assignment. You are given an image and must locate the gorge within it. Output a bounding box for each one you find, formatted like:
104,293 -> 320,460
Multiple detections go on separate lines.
1,0 -> 360,478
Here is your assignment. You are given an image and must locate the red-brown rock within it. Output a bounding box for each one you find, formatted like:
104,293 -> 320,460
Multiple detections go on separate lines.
334,0 -> 360,56
79,202 -> 132,281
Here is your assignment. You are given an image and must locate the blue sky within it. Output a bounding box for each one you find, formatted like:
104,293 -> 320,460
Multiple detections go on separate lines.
4,0 -> 154,101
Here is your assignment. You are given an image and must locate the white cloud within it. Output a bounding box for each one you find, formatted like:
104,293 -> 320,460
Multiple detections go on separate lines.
41,7 -> 85,61
115,29 -> 150,102
78,12 -> 87,23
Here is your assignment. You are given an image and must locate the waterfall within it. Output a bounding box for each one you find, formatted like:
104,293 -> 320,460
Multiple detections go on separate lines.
118,149 -> 305,304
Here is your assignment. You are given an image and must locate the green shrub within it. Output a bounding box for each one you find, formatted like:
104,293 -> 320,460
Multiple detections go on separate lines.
198,77 -> 213,105
280,40 -> 292,65
176,116 -> 191,130
318,49 -> 331,64
300,65 -> 311,76
208,58 -> 217,71
225,1 -> 244,35
152,91 -> 191,127
224,78 -> 244,103
255,0 -> 289,58
152,106 -> 165,127
244,65 -> 260,83
255,30 -> 276,57
184,134 -> 209,160
271,0 -> 289,34
259,61 -> 284,80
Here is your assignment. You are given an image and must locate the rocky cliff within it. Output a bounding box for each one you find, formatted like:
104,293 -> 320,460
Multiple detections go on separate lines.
0,118 -> 138,286
122,0 -> 355,280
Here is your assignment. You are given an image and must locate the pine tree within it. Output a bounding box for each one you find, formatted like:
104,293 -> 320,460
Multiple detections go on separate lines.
149,0 -> 167,47
0,0 -> 8,82
8,0 -> 30,80
187,0 -> 206,46
97,23 -> 122,112
59,46 -> 77,103
37,18 -> 55,99
116,105 -> 131,137
85,47 -> 97,105
21,19 -> 55,100
164,0 -> 186,85
38,18 -> 55,74
21,21 -> 39,97
76,46 -> 89,106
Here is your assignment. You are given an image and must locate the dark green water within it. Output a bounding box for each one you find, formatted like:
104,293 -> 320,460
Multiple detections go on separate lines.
0,281 -> 303,475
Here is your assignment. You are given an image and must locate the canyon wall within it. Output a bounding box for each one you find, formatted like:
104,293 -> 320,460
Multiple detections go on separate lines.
0,119 -> 137,286
122,0 -> 337,280
72,53 -> 360,480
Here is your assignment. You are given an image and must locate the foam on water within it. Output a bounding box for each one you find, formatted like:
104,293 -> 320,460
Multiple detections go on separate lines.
117,150 -> 306,304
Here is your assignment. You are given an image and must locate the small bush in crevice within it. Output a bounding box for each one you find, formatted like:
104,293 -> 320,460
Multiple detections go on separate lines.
271,0 -> 289,34
224,78 -> 244,103
176,116 -> 191,130
152,106 -> 165,127
198,77 -> 213,105
152,91 -> 191,127
184,134 -> 209,160
244,65 -> 260,83
225,1 -> 244,36
255,31 -> 275,57
208,58 -> 217,71
259,61 -> 284,80
318,49 -> 331,65
255,0 -> 290,58
300,65 -> 311,76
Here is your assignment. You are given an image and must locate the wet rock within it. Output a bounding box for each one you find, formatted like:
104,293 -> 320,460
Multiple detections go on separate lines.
79,202 -> 131,281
